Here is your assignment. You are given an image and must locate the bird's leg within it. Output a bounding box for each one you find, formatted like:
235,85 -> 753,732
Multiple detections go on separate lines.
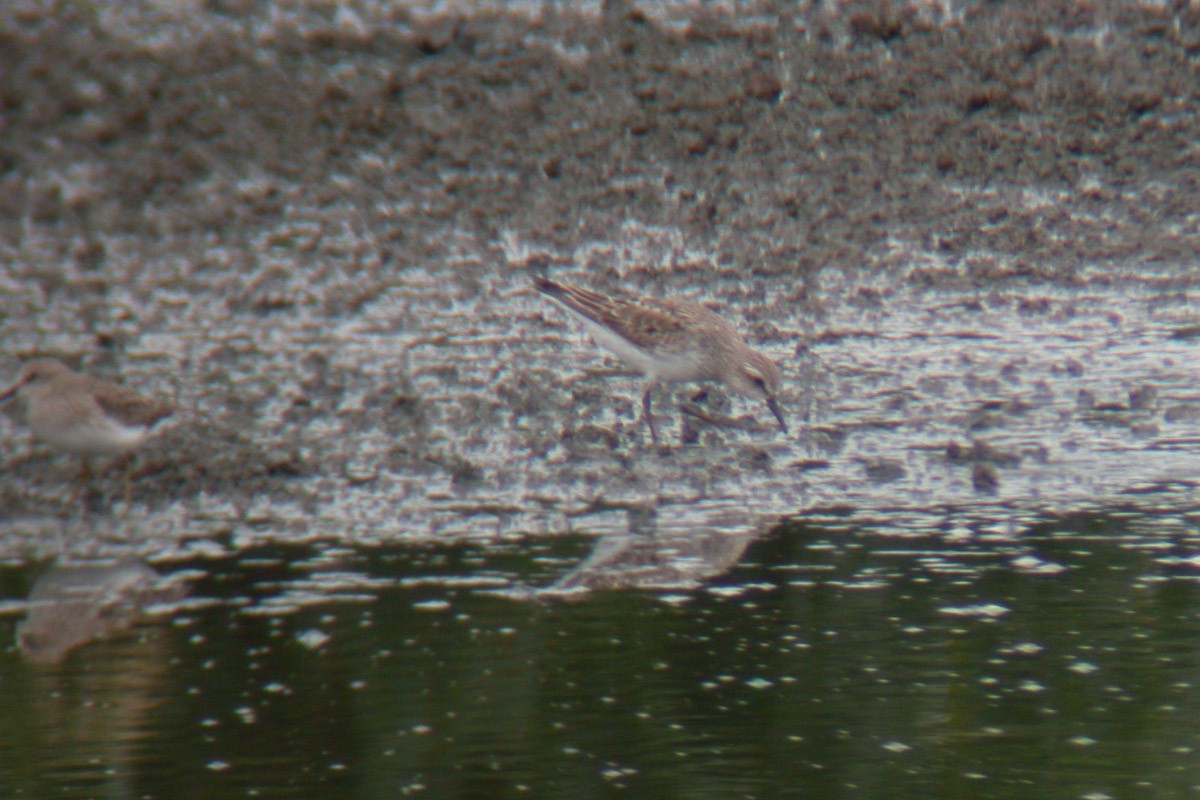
67,457 -> 91,505
641,382 -> 660,445
123,457 -> 134,506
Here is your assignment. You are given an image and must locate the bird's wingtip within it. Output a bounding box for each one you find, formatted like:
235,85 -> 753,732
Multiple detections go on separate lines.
531,273 -> 561,295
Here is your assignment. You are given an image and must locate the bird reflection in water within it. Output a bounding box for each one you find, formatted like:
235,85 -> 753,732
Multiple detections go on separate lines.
18,560 -> 189,664
543,503 -> 758,594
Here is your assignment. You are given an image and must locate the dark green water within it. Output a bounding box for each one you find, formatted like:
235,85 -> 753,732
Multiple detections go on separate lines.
2,510 -> 1199,799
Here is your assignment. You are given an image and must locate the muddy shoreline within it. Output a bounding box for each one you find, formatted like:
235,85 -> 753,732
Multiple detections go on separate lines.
1,1 -> 1199,557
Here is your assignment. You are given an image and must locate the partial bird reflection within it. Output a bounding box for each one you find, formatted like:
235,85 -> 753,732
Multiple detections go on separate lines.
18,560 -> 189,664
541,504 -> 759,594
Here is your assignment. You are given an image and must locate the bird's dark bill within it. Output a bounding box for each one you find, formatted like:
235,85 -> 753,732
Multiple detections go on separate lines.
766,395 -> 788,434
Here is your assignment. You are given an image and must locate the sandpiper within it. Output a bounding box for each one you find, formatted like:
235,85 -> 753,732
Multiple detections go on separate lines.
533,275 -> 787,444
0,358 -> 174,503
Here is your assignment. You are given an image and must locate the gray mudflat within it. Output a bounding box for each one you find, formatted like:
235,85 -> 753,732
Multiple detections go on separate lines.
0,1 -> 1198,560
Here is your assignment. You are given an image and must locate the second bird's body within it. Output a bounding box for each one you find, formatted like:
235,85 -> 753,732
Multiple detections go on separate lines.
0,359 -> 174,501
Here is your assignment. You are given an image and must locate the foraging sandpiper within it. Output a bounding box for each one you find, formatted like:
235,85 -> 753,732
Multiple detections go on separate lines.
533,276 -> 787,444
0,358 -> 174,502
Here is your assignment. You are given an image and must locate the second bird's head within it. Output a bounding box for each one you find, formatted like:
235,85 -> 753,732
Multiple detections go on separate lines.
0,359 -> 71,404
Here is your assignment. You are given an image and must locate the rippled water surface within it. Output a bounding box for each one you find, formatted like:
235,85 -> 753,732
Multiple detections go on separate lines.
4,510 -> 1200,798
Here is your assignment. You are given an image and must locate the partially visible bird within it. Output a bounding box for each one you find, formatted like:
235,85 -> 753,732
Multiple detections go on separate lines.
0,358 -> 174,503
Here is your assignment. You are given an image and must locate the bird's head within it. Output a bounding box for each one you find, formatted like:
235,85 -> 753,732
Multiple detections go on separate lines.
0,359 -> 71,403
733,351 -> 787,434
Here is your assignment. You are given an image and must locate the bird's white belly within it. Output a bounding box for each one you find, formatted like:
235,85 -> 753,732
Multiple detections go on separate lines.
33,415 -> 148,456
563,306 -> 703,382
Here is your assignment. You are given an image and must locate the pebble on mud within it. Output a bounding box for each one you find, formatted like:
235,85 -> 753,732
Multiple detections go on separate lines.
862,459 -> 905,484
972,463 -> 1000,493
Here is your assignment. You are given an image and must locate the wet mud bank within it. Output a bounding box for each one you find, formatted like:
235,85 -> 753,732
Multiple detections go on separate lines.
0,1 -> 1198,567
